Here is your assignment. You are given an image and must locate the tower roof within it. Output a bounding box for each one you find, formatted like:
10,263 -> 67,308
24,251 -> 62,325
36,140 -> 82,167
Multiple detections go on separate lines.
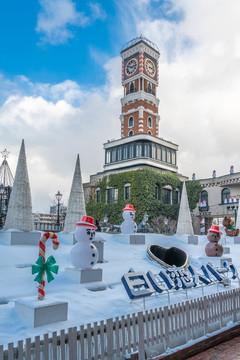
121,35 -> 160,54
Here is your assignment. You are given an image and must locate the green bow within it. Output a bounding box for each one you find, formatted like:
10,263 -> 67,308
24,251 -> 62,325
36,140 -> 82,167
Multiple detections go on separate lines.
32,255 -> 59,284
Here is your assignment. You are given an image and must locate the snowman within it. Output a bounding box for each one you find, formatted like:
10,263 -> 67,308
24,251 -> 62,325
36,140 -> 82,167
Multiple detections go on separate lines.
70,216 -> 99,269
120,204 -> 137,234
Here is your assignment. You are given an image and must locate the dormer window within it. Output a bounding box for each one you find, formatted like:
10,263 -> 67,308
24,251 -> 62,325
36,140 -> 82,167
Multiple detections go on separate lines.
129,82 -> 134,93
128,116 -> 134,127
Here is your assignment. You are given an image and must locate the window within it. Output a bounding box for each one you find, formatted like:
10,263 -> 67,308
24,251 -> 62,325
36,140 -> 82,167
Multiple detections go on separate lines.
144,143 -> 150,157
172,152 -> 176,165
106,150 -> 111,164
117,147 -> 122,161
162,148 -> 166,162
200,190 -> 208,206
136,143 -> 142,157
124,184 -> 130,200
222,188 -> 230,204
112,148 -> 116,162
167,150 -> 171,163
175,188 -> 180,204
123,145 -> 128,160
129,144 -> 134,158
163,185 -> 172,204
157,146 -> 161,160
129,82 -> 134,93
95,189 -> 100,203
148,131 -> 152,135
106,188 -> 118,204
128,116 -> 134,127
129,130 -> 134,136
147,82 -> 152,94
147,117 -> 152,128
152,144 -> 156,159
155,184 -> 160,200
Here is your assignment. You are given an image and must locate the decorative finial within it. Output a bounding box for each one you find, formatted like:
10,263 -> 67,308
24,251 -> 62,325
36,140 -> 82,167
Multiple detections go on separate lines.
1,149 -> 10,160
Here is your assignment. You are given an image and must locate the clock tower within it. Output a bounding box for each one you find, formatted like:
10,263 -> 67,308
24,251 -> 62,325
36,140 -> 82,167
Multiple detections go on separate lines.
120,36 -> 160,138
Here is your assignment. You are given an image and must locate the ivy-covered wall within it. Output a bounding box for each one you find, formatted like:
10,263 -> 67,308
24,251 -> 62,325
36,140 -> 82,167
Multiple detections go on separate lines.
86,169 -> 202,225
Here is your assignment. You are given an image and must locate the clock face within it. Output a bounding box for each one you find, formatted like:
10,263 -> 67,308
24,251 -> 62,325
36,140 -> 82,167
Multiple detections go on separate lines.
125,58 -> 138,77
144,58 -> 156,77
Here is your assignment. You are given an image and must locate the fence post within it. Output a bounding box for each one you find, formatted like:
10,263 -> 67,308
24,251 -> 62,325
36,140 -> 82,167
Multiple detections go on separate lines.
163,306 -> 170,349
137,311 -> 145,360
204,297 -> 208,335
185,301 -> 191,341
106,318 -> 114,360
233,289 -> 237,323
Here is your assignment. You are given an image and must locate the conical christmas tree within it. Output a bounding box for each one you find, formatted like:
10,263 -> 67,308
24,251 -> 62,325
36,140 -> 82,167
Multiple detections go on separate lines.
176,181 -> 194,235
63,154 -> 86,233
4,140 -> 34,231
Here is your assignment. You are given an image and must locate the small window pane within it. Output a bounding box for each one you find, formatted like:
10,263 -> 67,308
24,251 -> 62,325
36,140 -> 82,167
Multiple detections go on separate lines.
124,186 -> 130,200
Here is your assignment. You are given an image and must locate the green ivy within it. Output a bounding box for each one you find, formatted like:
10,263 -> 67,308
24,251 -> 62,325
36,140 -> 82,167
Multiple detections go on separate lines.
86,169 -> 202,225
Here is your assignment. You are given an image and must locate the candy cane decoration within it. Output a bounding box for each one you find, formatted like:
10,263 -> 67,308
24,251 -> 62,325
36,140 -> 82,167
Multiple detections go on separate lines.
38,232 -> 59,300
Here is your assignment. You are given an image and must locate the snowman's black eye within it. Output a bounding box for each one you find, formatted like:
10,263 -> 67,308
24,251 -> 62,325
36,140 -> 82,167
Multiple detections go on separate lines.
86,230 -> 91,235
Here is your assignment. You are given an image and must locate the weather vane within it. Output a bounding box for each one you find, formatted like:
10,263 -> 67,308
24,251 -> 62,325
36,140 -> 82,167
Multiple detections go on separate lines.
1,149 -> 10,160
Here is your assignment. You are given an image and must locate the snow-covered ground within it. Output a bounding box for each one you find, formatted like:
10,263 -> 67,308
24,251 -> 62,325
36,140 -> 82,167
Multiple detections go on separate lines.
0,231 -> 239,349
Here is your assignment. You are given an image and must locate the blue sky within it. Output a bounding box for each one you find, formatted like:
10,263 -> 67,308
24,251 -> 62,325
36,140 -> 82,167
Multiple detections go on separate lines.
0,0 -> 240,212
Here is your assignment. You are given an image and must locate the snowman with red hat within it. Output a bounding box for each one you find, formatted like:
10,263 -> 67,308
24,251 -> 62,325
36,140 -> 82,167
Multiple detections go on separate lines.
70,216 -> 99,269
205,225 -> 223,257
120,204 -> 137,234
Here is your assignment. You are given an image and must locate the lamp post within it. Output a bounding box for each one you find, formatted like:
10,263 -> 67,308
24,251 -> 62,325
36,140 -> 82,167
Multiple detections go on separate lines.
55,190 -> 62,230
142,213 -> 149,233
198,204 -> 211,234
227,205 -> 238,227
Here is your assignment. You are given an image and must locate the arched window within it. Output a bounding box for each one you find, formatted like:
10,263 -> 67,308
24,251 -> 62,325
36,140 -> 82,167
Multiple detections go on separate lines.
148,131 -> 152,135
128,116 -> 134,127
147,117 -> 152,128
129,82 -> 134,93
147,82 -> 152,94
128,130 -> 134,137
200,190 -> 208,206
222,188 -> 230,204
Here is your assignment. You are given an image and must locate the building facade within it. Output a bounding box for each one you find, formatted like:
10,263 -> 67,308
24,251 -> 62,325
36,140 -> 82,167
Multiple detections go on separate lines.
83,36 -> 188,204
193,168 -> 240,234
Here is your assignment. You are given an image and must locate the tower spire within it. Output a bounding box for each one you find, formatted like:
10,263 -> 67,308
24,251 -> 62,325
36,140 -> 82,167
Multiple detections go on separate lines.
63,154 -> 86,233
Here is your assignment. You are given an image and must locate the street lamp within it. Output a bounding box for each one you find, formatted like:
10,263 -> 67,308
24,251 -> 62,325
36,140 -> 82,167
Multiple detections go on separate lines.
55,190 -> 62,229
142,213 -> 149,233
227,205 -> 238,227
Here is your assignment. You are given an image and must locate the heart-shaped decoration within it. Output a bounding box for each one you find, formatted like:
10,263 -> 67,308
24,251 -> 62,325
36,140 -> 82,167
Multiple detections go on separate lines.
147,244 -> 188,269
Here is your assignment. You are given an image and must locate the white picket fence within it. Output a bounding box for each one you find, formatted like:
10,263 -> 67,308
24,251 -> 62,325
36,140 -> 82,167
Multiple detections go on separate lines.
1,288 -> 240,360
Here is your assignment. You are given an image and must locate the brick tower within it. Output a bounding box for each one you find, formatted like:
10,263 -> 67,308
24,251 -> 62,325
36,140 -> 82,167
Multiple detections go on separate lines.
120,36 -> 160,138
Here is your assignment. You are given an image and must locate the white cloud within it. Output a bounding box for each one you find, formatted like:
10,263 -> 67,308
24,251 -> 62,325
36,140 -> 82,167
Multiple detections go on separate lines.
36,0 -> 89,44
0,60 -> 121,212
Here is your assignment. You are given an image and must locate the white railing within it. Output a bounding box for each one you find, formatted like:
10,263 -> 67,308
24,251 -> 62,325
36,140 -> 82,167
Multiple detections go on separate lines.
1,288 -> 240,360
